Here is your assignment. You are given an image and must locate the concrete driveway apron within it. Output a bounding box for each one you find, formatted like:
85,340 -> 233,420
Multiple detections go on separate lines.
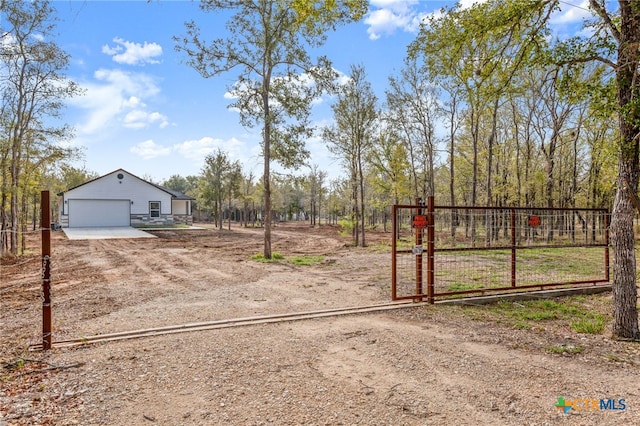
62,227 -> 157,240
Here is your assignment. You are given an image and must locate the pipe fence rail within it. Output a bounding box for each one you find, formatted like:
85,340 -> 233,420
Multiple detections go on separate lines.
392,197 -> 610,302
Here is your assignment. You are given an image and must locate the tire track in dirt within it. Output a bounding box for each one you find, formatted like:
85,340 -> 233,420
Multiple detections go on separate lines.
304,315 -> 638,425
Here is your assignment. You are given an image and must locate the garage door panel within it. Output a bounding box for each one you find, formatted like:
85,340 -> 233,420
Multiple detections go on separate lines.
69,200 -> 130,227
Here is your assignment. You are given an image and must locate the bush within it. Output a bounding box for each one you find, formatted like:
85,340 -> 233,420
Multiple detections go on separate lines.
338,218 -> 354,237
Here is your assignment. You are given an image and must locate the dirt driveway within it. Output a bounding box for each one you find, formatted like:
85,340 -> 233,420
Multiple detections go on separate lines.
1,223 -> 639,425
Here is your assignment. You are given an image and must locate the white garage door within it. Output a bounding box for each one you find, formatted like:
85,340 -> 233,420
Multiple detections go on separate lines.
68,199 -> 130,227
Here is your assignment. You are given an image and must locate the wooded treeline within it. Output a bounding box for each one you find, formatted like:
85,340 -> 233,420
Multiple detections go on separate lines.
3,0 -> 639,338
0,0 -> 622,255
0,0 -> 82,256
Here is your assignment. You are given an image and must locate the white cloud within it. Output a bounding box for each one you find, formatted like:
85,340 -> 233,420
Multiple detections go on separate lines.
149,112 -> 170,128
124,96 -> 145,108
458,0 -> 488,9
364,0 -> 439,40
173,137 -> 247,162
364,0 -> 492,40
366,0 -> 417,40
365,9 -> 405,40
123,110 -> 169,129
551,0 -> 592,24
131,137 -> 248,162
1,32 -> 18,53
94,68 -> 160,96
130,140 -> 172,159
69,69 -> 166,135
102,37 -> 162,65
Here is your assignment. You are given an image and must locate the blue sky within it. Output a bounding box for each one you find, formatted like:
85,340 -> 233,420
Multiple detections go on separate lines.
49,0 -> 592,184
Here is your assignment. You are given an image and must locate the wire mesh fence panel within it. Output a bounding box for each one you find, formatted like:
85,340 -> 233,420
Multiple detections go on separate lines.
432,208 -> 608,249
434,250 -> 512,295
392,200 -> 610,301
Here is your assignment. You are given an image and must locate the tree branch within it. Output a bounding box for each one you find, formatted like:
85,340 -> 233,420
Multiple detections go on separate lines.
559,54 -> 616,69
589,0 -> 620,43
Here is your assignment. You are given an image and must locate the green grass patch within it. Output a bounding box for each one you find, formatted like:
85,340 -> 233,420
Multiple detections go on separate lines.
605,353 -> 629,362
251,252 -> 284,262
517,248 -> 603,276
251,253 -> 325,265
447,282 -> 484,292
443,247 -> 604,278
570,317 -> 606,334
514,321 -> 532,330
461,297 -> 609,334
289,255 -> 325,266
395,238 -> 415,249
367,242 -> 391,253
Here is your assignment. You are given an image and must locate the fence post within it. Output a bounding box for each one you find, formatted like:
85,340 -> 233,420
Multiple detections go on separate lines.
510,208 -> 516,288
427,196 -> 435,304
41,190 -> 52,350
391,204 -> 397,300
415,198 -> 423,301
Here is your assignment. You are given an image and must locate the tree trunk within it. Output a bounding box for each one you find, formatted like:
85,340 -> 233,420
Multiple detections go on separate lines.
448,96 -> 457,239
352,166 -> 359,247
358,150 -> 366,247
545,133 -> 556,243
0,153 -> 9,255
470,107 -> 479,246
10,151 -> 20,256
263,89 -> 272,258
610,0 -> 640,340
485,98 -> 499,246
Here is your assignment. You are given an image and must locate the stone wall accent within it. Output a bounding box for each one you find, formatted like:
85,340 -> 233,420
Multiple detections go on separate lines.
130,214 -> 173,227
173,214 -> 193,226
60,213 -> 194,227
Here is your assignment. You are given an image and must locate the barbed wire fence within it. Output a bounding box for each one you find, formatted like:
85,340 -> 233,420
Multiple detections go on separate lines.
1,218 -> 54,353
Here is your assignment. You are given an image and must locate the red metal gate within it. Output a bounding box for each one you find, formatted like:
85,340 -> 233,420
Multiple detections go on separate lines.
392,197 -> 610,302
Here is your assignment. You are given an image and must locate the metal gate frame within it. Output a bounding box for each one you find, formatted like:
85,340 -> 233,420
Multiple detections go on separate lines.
391,196 -> 610,303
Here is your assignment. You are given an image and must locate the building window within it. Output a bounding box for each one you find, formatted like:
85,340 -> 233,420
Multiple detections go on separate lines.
150,201 -> 160,218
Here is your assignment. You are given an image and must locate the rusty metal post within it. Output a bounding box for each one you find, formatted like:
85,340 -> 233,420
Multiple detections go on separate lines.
511,208 -> 516,287
391,204 -> 398,300
427,196 -> 435,304
41,191 -> 52,350
415,199 -> 423,301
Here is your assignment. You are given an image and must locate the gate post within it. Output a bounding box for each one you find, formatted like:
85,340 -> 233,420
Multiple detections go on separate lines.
41,190 -> 52,350
415,198 -> 423,301
511,208 -> 516,287
427,196 -> 435,304
391,204 -> 398,300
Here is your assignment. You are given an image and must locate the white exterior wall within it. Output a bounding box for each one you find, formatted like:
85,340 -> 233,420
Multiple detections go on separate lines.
62,170 -> 172,215
171,200 -> 190,215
